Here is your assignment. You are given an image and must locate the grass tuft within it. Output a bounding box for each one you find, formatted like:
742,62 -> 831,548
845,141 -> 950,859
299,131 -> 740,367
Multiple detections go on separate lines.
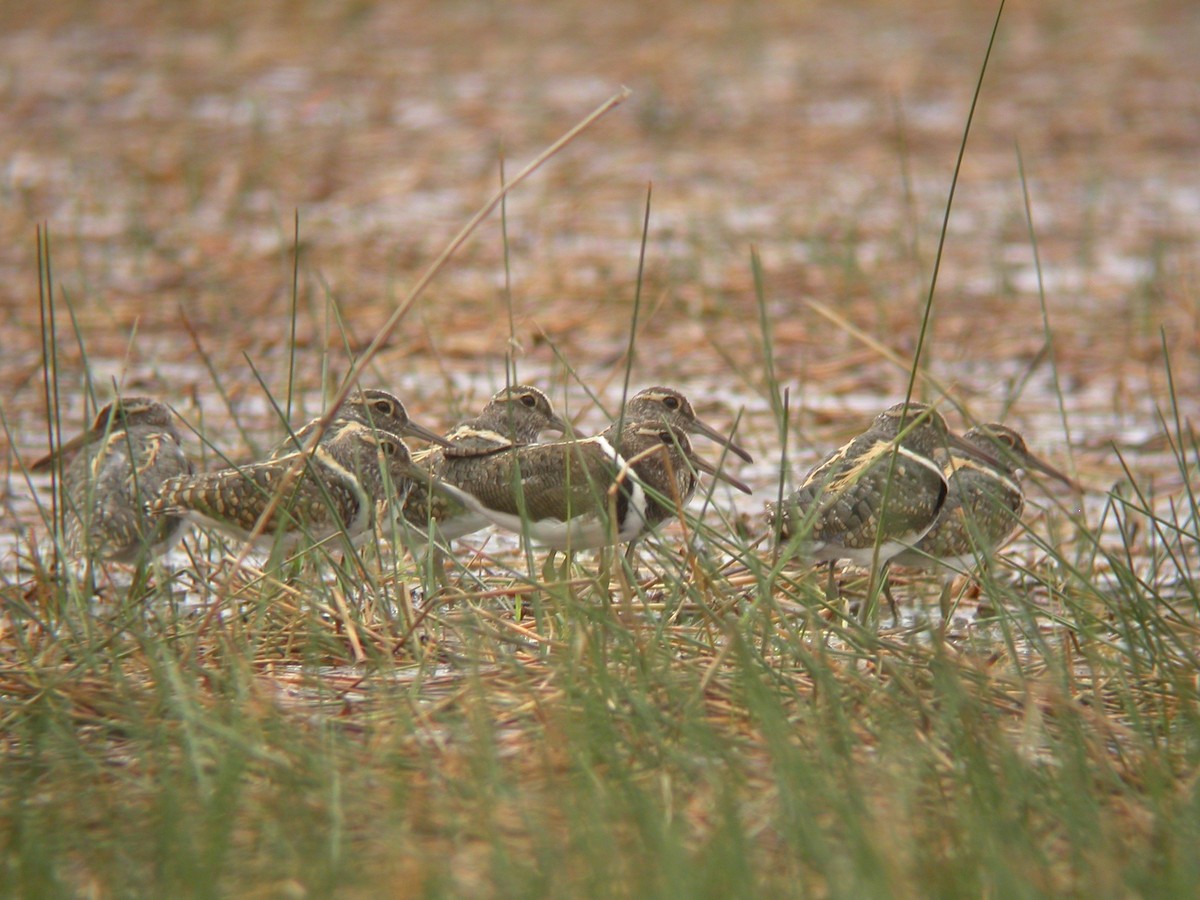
2,5 -> 1198,897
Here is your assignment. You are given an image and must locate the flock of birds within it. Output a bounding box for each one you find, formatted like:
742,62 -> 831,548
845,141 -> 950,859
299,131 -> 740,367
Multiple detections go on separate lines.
30,383 -> 1076,611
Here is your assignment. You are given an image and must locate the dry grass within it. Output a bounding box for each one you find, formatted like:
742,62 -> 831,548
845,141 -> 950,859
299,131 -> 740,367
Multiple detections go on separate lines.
2,0 -> 1199,896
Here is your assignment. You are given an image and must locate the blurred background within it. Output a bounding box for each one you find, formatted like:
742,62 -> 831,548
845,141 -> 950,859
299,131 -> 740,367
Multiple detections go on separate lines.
1,0 -> 1197,486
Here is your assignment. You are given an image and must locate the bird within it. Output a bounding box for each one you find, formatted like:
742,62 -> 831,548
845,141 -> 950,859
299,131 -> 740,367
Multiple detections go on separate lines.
602,386 -> 754,463
765,401 -> 1000,616
31,396 -> 194,564
441,421 -> 752,552
150,421 -> 421,554
400,384 -> 568,544
889,423 -> 1076,573
264,388 -> 450,459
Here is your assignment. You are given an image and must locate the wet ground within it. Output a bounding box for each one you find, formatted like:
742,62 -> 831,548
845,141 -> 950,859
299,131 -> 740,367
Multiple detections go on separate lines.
1,1 -> 1197,600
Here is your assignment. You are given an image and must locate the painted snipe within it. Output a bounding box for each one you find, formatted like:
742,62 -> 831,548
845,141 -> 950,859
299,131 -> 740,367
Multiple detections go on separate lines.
603,386 -> 753,463
401,384 -> 568,544
765,401 -> 1000,617
151,421 -> 420,553
890,423 -> 1076,589
442,421 -> 752,551
33,396 -> 194,564
266,388 -> 449,459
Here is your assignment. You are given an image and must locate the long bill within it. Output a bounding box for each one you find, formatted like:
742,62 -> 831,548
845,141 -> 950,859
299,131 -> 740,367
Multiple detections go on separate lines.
402,419 -> 454,450
1021,450 -> 1082,492
945,431 -> 1004,470
688,450 -> 754,495
690,415 -> 754,464
30,428 -> 102,472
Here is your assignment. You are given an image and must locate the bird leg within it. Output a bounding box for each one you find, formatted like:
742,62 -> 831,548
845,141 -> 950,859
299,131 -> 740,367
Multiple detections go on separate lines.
882,573 -> 902,625
860,561 -> 898,626
824,560 -> 839,604
879,562 -> 899,625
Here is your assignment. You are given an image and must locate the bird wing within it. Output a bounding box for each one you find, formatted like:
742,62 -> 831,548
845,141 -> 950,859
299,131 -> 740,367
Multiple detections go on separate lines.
465,443 -> 623,524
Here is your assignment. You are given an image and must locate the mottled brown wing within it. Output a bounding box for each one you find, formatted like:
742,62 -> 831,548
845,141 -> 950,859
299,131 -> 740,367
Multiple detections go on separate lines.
464,443 -> 621,523
158,462 -> 358,536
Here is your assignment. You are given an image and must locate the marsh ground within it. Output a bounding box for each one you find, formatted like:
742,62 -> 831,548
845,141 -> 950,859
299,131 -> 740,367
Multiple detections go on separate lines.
1,1 -> 1198,896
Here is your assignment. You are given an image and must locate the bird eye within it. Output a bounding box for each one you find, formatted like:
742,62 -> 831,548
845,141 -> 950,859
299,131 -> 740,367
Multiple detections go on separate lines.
520,393 -> 537,408
663,396 -> 680,410
373,399 -> 394,415
379,439 -> 397,457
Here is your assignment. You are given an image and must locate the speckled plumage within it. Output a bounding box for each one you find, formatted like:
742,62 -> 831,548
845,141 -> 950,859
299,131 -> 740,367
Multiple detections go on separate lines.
766,402 -> 995,567
602,386 -> 753,463
401,385 -> 567,542
152,422 -> 420,551
265,388 -> 448,460
890,424 -> 1074,570
33,397 -> 194,563
445,422 -> 752,550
